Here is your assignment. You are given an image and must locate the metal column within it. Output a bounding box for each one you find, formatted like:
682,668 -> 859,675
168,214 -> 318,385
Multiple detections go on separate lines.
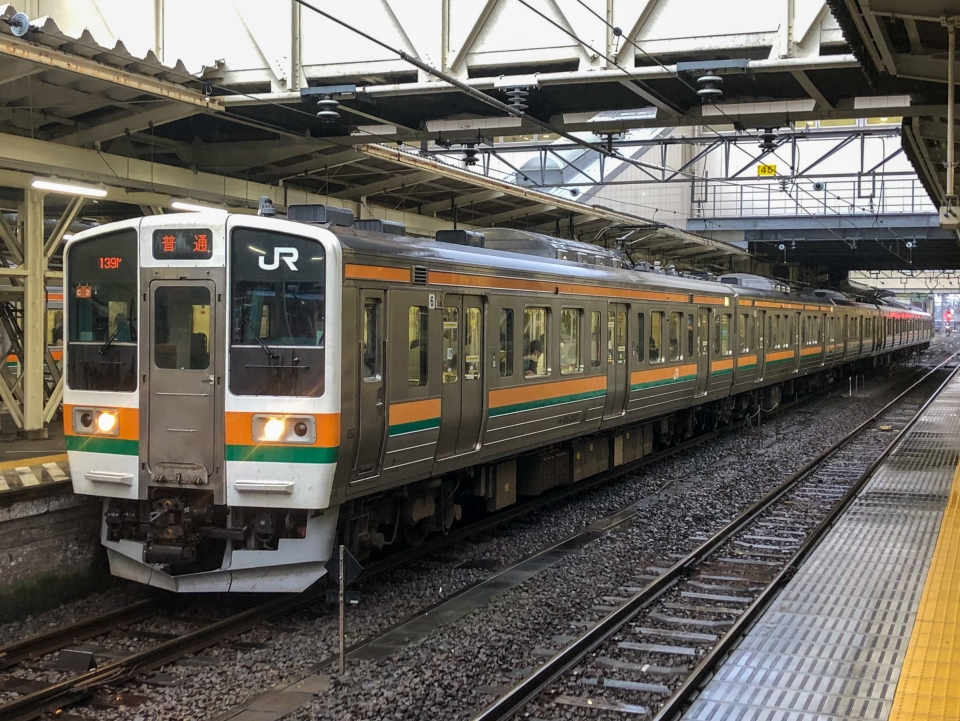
22,188 -> 47,438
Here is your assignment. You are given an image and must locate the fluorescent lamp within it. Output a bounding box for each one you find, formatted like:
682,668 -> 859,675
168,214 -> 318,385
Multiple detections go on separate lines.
170,200 -> 214,212
32,178 -> 107,198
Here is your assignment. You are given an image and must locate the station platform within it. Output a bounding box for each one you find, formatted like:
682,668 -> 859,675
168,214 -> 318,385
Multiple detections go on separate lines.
0,421 -> 69,498
684,370 -> 960,721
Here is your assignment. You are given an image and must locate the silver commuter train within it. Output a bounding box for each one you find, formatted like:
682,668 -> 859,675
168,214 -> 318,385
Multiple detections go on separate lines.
63,209 -> 932,592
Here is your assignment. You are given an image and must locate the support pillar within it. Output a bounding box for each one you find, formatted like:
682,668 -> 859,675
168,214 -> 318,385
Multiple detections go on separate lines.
22,188 -> 47,439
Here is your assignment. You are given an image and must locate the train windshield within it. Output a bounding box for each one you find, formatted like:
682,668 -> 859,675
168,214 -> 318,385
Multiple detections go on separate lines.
65,230 -> 138,392
229,228 -> 325,396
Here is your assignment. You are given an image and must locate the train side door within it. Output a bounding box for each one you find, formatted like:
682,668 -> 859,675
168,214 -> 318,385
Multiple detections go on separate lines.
842,315 -> 849,356
695,309 -> 710,396
603,304 -> 628,419
437,295 -> 485,457
355,290 -> 386,475
147,277 -> 220,487
756,310 -> 766,381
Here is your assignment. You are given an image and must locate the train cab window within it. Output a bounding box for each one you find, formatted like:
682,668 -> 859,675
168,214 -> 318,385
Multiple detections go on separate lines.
464,307 -> 482,381
668,312 -> 682,361
230,228 -> 325,396
154,286 -> 211,370
591,311 -> 602,367
499,309 -> 514,377
442,306 -> 459,383
408,306 -> 428,387
649,312 -> 663,363
523,307 -> 548,377
560,308 -> 582,374
66,230 -> 137,392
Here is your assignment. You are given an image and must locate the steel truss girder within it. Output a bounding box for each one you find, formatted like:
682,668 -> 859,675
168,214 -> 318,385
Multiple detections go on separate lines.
423,127 -> 907,189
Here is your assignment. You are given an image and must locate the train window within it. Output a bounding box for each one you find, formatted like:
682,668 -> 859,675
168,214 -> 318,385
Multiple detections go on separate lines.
47,309 -> 63,346
154,286 -> 211,370
499,309 -> 514,377
801,317 -> 807,347
616,311 -> 627,364
464,307 -> 482,381
687,313 -> 695,358
591,311 -> 602,367
713,313 -> 723,355
442,306 -> 458,383
230,228 -> 325,396
408,306 -> 428,387
363,300 -> 382,380
636,313 -> 646,361
779,315 -> 788,349
668,312 -> 682,361
649,312 -> 663,363
560,308 -> 582,374
740,314 -> 750,352
523,307 -> 548,377
720,314 -> 733,356
66,230 -> 137,392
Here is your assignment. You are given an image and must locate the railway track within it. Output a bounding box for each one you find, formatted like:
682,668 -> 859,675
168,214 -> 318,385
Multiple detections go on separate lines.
471,350 -> 960,721
0,348 -> 948,720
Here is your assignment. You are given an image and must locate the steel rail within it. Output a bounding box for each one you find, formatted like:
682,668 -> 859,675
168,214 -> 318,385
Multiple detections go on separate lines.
472,350 -> 960,721
0,598 -> 159,671
652,355 -> 960,721
0,349 -> 944,721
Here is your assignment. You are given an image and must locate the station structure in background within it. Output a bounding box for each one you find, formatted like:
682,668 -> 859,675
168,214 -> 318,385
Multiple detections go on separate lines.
0,0 -> 955,437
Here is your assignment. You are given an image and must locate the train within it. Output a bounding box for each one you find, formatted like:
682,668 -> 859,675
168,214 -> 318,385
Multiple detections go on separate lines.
63,207 -> 932,592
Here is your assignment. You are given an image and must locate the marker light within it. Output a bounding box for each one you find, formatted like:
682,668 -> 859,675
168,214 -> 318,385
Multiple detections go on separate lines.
96,411 -> 117,433
262,418 -> 285,442
32,178 -> 108,198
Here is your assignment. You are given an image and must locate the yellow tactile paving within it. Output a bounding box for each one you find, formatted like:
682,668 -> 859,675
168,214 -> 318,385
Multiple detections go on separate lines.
0,452 -> 67,471
889,459 -> 960,720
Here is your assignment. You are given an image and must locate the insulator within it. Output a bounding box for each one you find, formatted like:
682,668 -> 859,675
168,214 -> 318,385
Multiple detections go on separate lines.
316,96 -> 340,122
696,74 -> 723,102
462,146 -> 478,166
505,87 -> 529,112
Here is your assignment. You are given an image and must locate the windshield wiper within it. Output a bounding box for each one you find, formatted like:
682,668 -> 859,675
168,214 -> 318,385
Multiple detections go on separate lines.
254,334 -> 279,361
99,317 -> 130,355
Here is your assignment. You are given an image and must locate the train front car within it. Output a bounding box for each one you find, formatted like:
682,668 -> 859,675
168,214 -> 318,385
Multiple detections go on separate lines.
64,212 -> 342,592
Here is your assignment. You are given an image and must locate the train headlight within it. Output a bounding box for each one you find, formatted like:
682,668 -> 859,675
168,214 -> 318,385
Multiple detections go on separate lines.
72,407 -> 120,436
262,418 -> 285,442
252,415 -> 316,444
97,412 -> 117,433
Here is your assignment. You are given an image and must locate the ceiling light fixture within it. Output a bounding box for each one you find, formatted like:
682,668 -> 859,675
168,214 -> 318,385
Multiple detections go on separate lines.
170,200 -> 214,212
31,178 -> 107,198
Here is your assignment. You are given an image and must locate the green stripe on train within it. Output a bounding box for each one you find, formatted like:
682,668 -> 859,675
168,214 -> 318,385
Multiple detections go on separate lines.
630,374 -> 697,391
738,363 -> 757,371
65,435 -> 139,456
710,368 -> 734,376
389,418 -> 441,435
489,389 -> 606,417
225,444 -> 338,464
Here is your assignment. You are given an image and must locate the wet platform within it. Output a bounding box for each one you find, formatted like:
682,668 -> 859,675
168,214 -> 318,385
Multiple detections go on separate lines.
684,369 -> 960,721
0,421 -> 69,499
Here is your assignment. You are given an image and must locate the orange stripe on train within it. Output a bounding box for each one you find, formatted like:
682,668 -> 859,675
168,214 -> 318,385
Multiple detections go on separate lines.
224,411 -> 340,447
63,404 -> 139,440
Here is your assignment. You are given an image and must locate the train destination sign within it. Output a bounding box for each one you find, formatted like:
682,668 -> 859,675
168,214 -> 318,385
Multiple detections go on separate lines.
152,228 -> 214,260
